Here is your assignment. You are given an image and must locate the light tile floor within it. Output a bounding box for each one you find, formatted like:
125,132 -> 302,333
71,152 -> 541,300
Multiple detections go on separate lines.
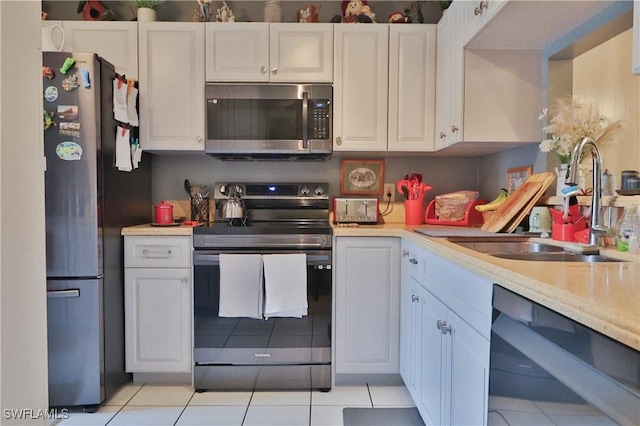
48,384 -> 415,426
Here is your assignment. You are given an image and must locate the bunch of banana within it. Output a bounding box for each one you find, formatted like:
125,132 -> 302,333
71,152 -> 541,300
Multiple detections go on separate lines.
475,188 -> 509,212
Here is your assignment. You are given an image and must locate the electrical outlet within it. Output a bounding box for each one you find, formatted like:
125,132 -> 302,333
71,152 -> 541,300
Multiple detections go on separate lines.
383,183 -> 395,201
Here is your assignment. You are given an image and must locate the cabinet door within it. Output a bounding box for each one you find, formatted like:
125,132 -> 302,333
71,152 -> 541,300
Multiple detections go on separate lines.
125,267 -> 191,373
419,288 -> 447,426
388,25 -> 436,152
464,0 -> 507,45
139,22 -> 205,151
435,2 -> 465,149
333,24 -> 388,151
334,237 -> 400,374
63,21 -> 138,79
205,22 -> 269,82
269,23 -> 333,82
448,310 -> 489,426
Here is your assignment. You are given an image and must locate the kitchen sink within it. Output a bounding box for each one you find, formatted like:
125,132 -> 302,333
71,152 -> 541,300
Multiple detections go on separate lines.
446,237 -> 626,262
450,239 -> 564,254
491,252 -> 624,262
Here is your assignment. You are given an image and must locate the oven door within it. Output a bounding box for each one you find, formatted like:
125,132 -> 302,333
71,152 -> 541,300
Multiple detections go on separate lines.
192,249 -> 332,390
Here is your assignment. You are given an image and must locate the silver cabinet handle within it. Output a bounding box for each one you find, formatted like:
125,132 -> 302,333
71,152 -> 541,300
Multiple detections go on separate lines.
47,289 -> 80,299
451,125 -> 459,133
142,249 -> 172,258
410,258 -> 418,265
437,320 -> 445,329
439,132 -> 446,139
402,250 -> 410,257
411,295 -> 419,302
271,66 -> 278,74
335,136 -> 342,146
474,6 -> 482,15
441,324 -> 453,335
195,136 -> 203,143
260,66 -> 267,74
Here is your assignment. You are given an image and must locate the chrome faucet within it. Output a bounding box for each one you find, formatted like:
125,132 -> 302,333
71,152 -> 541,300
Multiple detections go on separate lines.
566,137 -> 609,246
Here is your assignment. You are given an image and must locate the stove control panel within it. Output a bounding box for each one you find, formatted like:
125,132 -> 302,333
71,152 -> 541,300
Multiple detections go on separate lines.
214,183 -> 329,199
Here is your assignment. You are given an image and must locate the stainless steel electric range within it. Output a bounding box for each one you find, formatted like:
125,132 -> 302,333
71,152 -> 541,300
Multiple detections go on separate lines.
192,182 -> 332,391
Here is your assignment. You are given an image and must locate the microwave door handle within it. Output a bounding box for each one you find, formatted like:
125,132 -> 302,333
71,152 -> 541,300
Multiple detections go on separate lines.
302,92 -> 309,150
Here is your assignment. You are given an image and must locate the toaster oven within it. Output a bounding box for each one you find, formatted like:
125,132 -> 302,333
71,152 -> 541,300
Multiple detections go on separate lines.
333,198 -> 379,224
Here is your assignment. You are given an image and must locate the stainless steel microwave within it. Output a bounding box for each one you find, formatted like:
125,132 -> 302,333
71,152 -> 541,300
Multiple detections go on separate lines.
205,84 -> 332,160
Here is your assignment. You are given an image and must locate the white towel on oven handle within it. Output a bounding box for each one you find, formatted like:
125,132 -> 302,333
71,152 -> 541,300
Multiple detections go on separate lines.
263,253 -> 308,319
218,253 -> 264,319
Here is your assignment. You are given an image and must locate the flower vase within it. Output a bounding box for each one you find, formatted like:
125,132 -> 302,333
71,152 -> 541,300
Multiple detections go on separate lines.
137,7 -> 156,22
555,163 -> 570,196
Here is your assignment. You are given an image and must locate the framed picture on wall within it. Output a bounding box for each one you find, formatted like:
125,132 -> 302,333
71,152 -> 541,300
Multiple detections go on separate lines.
506,165 -> 533,193
340,159 -> 385,195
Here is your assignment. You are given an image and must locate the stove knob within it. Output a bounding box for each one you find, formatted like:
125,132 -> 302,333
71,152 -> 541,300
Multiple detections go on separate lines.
314,186 -> 325,196
300,186 -> 310,196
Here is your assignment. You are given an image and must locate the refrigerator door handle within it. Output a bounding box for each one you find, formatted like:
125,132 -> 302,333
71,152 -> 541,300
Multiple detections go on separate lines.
47,289 -> 80,299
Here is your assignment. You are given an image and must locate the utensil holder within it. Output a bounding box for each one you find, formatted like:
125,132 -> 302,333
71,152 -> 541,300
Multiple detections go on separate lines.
191,197 -> 209,223
404,200 -> 425,225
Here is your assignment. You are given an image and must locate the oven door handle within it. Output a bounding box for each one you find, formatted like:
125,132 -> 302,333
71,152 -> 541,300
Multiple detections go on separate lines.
193,252 -> 331,266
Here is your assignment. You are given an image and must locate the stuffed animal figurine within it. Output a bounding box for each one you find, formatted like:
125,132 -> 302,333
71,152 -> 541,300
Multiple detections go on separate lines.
341,0 -> 375,23
298,5 -> 320,23
388,11 -> 407,23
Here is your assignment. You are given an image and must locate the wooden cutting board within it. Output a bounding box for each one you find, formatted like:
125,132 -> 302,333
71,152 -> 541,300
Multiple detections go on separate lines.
481,181 -> 543,233
503,171 -> 556,233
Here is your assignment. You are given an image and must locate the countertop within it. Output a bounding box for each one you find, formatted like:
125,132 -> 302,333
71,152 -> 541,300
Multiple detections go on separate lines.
121,221 -> 640,352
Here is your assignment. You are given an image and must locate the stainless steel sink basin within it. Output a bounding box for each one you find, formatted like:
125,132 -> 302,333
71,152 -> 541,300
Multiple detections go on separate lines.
452,240 -> 564,254
446,236 -> 625,262
491,252 -> 624,262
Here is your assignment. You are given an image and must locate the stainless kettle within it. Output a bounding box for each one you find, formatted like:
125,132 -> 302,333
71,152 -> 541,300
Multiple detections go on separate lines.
218,185 -> 245,219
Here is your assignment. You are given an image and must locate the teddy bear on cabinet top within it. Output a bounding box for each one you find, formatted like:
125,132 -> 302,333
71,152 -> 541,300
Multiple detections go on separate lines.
341,0 -> 376,23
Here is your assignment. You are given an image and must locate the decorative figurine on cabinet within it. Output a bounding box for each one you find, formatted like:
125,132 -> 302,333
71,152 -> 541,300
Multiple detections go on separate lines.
340,0 -> 376,23
194,0 -> 213,21
388,10 -> 407,23
298,4 -> 320,23
216,1 -> 235,22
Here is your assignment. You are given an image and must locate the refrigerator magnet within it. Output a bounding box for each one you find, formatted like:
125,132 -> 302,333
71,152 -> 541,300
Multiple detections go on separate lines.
59,122 -> 80,138
57,105 -> 78,120
80,68 -> 91,88
62,74 -> 79,92
42,66 -> 55,80
55,141 -> 83,161
44,86 -> 58,102
43,111 -> 57,130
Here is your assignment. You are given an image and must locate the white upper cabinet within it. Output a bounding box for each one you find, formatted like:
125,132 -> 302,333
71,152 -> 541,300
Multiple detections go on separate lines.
435,2 -> 465,149
634,0 -> 639,75
269,23 -> 333,82
388,25 -> 437,152
42,21 -> 138,79
205,23 -> 269,81
138,22 -> 205,152
463,0 -> 507,45
205,22 -> 333,82
333,24 -> 389,152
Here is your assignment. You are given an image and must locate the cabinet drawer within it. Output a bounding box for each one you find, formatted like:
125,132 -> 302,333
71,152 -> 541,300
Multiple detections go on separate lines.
125,236 -> 191,268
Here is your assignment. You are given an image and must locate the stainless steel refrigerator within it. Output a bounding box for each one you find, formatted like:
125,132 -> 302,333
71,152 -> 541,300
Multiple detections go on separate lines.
43,52 -> 151,409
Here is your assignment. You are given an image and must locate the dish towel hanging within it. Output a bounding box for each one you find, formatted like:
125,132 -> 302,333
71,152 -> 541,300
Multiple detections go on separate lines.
263,253 -> 308,319
115,126 -> 132,172
218,254 -> 264,319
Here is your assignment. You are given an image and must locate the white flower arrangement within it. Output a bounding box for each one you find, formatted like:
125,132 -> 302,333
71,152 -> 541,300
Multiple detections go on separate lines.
538,96 -> 621,163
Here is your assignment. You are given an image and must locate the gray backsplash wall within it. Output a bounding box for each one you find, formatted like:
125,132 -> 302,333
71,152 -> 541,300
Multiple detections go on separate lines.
150,153 -> 482,203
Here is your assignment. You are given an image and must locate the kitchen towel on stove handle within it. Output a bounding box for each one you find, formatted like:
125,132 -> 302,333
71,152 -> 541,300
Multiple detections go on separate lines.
218,254 -> 264,319
263,253 -> 308,319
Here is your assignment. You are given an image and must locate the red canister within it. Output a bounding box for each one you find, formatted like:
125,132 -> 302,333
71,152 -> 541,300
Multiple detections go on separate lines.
154,200 -> 174,224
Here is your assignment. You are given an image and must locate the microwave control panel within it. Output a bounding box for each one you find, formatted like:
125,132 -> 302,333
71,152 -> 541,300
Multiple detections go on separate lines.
309,100 -> 330,140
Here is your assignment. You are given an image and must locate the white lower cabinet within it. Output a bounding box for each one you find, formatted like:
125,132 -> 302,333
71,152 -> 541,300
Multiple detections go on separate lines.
334,237 -> 400,376
124,236 -> 192,373
400,239 -> 491,426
